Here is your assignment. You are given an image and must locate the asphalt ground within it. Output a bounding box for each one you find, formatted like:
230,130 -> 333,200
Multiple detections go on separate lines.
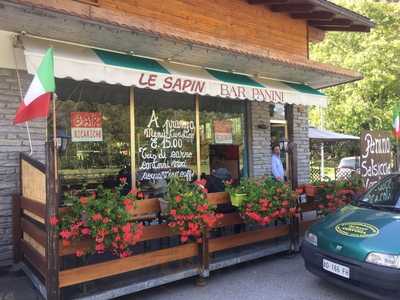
0,253 -> 371,300
128,253 -> 369,300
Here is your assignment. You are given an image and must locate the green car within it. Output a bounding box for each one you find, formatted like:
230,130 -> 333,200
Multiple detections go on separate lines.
302,174 -> 400,300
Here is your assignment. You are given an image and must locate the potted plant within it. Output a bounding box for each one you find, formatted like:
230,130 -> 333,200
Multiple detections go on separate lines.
316,173 -> 365,216
225,179 -> 252,207
53,180 -> 144,258
236,177 -> 300,225
166,177 -> 223,243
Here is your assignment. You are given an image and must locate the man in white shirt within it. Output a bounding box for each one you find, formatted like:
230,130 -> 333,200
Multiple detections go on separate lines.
271,144 -> 285,182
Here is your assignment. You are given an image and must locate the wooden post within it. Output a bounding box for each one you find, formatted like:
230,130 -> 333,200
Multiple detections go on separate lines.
12,194 -> 22,262
195,95 -> 201,177
196,227 -> 209,286
288,142 -> 300,253
130,87 -> 137,190
45,141 -> 60,300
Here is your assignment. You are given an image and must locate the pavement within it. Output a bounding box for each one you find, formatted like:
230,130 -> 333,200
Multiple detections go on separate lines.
0,266 -> 40,300
0,254 -> 371,300
128,253 -> 369,300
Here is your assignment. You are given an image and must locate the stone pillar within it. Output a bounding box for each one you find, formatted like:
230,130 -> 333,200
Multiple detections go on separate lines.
0,68 -> 46,267
287,104 -> 309,185
248,101 -> 271,177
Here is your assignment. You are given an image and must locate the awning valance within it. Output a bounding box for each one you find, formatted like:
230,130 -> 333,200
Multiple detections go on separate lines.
23,38 -> 327,107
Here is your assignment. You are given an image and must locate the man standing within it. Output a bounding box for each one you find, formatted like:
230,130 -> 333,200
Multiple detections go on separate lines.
271,144 -> 285,181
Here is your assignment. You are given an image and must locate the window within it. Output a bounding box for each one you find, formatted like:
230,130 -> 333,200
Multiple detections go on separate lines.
52,79 -> 130,192
199,97 -> 248,179
363,175 -> 400,207
134,89 -> 196,196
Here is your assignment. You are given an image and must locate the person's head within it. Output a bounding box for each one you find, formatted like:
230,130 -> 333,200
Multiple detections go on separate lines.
272,144 -> 280,156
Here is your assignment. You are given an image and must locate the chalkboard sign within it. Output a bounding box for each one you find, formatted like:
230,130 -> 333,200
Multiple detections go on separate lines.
137,109 -> 195,181
360,130 -> 392,189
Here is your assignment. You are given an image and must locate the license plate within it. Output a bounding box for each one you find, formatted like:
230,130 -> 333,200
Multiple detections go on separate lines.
322,258 -> 350,279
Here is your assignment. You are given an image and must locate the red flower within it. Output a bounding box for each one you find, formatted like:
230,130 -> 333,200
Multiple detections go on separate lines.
80,196 -> 88,205
168,222 -> 176,228
91,213 -> 103,222
282,200 -> 289,208
175,195 -> 183,203
129,188 -> 138,195
137,192 -> 144,199
122,223 -> 132,234
95,243 -> 105,254
75,249 -> 85,257
81,227 -> 91,235
180,235 -> 189,243
326,194 -> 334,201
49,215 -> 59,226
119,176 -> 127,185
120,251 -> 130,258
60,230 -> 72,240
170,209 -> 177,216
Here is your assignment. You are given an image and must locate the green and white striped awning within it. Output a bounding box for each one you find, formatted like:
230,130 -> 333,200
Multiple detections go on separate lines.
23,38 -> 326,107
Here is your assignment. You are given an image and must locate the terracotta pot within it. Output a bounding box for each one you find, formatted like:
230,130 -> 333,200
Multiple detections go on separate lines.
304,184 -> 318,197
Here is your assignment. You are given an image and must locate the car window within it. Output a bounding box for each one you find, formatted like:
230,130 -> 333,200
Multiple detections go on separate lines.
339,158 -> 355,169
362,175 -> 400,208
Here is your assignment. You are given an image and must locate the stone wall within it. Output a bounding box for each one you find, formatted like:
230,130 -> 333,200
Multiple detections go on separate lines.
249,101 -> 271,177
0,68 -> 46,267
288,105 -> 310,185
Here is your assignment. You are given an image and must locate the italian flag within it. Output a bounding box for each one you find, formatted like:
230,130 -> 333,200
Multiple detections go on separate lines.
394,104 -> 400,138
14,48 -> 55,124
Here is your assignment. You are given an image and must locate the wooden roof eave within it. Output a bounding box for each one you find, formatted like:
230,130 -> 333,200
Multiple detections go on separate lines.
2,0 -> 362,89
248,0 -> 374,33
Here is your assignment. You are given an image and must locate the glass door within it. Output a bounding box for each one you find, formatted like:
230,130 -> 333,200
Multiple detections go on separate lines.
270,122 -> 290,181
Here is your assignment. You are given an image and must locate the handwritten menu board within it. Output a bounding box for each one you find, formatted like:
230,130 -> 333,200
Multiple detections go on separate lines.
360,130 -> 392,189
138,110 -> 195,181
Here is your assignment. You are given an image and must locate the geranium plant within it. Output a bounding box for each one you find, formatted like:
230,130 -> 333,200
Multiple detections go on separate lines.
166,177 -> 223,243
314,174 -> 366,215
234,177 -> 300,225
55,181 -> 144,258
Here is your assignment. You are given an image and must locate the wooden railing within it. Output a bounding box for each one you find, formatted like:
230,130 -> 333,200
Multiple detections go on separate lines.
13,153 -> 47,286
14,146 -> 319,300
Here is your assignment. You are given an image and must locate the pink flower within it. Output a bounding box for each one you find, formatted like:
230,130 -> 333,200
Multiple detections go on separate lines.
60,230 -> 72,240
120,251 -> 130,258
175,195 -> 183,203
95,243 -> 105,254
49,215 -> 59,226
122,223 -> 131,234
119,176 -> 127,185
75,249 -> 85,257
81,228 -> 91,235
91,213 -> 102,222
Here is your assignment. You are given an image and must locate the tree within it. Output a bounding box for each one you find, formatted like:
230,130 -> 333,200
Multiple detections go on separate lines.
310,0 -> 400,135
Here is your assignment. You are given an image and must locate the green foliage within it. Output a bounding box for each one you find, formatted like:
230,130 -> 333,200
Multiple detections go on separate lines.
310,0 -> 400,135
58,184 -> 143,258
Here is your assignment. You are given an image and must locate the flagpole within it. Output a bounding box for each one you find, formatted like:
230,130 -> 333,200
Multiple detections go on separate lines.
12,38 -> 34,156
52,93 -> 58,193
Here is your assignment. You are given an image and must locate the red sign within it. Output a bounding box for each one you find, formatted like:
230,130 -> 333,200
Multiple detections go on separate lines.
71,112 -> 103,142
214,120 -> 233,144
